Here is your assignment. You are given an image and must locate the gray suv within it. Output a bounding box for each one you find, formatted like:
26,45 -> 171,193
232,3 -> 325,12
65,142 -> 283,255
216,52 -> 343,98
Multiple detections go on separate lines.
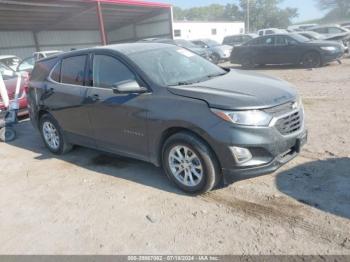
28,43 -> 307,194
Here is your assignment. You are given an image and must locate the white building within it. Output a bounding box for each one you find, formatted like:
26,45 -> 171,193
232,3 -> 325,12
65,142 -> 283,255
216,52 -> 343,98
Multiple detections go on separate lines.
173,21 -> 245,43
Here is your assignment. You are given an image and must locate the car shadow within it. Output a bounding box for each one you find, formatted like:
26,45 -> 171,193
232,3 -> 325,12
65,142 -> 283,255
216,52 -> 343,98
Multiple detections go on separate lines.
275,157 -> 350,219
8,119 -> 187,195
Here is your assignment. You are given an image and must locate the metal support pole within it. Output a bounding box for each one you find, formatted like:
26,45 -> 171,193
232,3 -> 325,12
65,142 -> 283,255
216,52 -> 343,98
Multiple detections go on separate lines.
96,1 -> 107,45
33,31 -> 40,52
247,0 -> 250,33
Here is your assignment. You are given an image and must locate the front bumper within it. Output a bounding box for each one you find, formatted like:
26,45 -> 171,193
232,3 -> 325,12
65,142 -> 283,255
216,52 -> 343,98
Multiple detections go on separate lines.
322,50 -> 344,63
205,106 -> 307,183
222,129 -> 308,183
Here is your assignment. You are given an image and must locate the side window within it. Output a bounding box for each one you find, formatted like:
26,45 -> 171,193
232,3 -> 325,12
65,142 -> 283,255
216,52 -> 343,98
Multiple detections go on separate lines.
328,27 -> 342,34
50,62 -> 61,82
265,30 -> 274,35
275,36 -> 287,45
93,55 -> 135,88
61,55 -> 87,86
174,29 -> 181,37
264,36 -> 275,45
285,36 -> 298,45
258,30 -> 264,36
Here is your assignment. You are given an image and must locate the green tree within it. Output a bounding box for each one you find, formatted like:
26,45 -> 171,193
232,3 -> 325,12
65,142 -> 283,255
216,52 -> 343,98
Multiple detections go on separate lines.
173,1 -> 298,32
239,0 -> 298,31
315,0 -> 350,22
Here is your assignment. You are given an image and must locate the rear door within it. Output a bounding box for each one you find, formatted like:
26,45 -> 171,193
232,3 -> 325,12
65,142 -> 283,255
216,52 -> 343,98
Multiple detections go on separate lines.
255,36 -> 276,64
44,54 -> 93,146
86,52 -> 150,160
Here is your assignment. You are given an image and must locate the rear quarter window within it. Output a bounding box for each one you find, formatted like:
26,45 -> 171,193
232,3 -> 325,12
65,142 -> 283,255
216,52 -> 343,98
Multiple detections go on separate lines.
31,58 -> 57,82
61,55 -> 87,86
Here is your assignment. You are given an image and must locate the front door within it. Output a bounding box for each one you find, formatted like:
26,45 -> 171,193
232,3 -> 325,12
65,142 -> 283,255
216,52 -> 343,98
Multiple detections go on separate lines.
86,53 -> 149,161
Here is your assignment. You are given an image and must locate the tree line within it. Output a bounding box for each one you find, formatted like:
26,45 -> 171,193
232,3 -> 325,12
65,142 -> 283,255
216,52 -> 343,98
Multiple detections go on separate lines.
173,0 -> 298,32
173,0 -> 350,32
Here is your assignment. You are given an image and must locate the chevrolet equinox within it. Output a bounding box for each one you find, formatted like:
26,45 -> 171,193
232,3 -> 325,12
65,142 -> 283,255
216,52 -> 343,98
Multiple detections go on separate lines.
28,43 -> 307,194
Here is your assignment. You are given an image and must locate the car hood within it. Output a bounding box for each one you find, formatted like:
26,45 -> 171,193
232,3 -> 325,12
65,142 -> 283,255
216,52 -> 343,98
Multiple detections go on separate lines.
167,70 -> 297,110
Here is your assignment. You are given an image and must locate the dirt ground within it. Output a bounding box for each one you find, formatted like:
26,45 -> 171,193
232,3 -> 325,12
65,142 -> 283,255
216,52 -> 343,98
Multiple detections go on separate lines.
0,58 -> 349,255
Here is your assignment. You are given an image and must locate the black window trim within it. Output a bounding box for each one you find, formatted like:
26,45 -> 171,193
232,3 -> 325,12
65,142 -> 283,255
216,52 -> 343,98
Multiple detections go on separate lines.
48,54 -> 89,87
48,60 -> 62,84
88,51 -> 151,92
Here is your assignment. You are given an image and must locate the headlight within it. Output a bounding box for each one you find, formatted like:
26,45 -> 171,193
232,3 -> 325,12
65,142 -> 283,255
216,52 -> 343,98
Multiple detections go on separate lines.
211,109 -> 273,126
320,46 -> 337,51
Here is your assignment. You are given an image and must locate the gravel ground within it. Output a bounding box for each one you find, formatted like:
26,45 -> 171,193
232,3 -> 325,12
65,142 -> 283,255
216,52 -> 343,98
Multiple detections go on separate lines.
0,58 -> 349,255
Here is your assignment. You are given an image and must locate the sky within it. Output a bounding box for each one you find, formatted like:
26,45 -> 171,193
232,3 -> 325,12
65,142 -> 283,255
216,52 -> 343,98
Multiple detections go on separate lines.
165,0 -> 328,23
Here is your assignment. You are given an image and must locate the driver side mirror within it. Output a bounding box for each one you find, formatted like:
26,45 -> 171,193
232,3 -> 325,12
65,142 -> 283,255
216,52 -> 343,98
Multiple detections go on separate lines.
112,80 -> 148,94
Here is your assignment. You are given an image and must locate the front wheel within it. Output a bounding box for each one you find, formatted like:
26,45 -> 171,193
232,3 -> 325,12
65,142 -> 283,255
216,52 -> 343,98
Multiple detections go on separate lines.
0,127 -> 16,142
40,114 -> 72,155
162,132 -> 221,194
241,56 -> 255,69
302,52 -> 322,68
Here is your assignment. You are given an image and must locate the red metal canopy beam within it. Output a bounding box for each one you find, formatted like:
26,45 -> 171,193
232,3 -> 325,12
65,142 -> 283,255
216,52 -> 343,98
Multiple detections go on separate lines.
89,0 -> 171,8
96,1 -> 107,45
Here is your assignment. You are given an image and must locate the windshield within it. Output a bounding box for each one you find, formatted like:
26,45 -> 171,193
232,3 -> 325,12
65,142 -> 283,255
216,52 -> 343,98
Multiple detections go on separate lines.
304,31 -> 324,40
290,33 -> 311,42
0,63 -> 16,80
129,46 -> 227,86
175,40 -> 198,49
204,39 -> 220,47
0,57 -> 20,68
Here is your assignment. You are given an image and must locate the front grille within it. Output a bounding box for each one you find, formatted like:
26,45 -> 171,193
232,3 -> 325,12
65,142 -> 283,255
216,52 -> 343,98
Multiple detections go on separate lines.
275,111 -> 302,135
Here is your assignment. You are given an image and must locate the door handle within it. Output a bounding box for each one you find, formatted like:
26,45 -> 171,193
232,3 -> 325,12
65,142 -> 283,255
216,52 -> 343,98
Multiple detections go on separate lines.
89,94 -> 100,102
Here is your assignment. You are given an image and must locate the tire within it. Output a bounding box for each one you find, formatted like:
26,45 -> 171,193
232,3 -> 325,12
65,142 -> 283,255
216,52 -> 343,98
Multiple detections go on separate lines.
0,127 -> 16,142
241,56 -> 255,69
301,52 -> 322,68
210,53 -> 220,64
39,114 -> 72,155
162,132 -> 221,194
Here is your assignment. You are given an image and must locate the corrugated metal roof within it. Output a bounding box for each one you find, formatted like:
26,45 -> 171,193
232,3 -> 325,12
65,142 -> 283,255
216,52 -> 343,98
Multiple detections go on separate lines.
0,0 -> 171,31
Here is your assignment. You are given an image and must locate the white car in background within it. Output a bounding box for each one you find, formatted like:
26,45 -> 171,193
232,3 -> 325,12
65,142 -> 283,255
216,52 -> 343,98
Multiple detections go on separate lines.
0,55 -> 22,71
17,50 -> 63,74
288,24 -> 318,31
257,28 -> 288,36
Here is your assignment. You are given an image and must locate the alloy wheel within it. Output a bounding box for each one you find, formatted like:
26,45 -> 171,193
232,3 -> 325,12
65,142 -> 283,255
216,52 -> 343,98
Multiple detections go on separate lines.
168,145 -> 203,187
42,121 -> 60,150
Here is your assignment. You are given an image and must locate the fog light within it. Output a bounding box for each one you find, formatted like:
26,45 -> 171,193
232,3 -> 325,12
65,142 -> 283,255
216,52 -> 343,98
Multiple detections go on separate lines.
230,146 -> 252,164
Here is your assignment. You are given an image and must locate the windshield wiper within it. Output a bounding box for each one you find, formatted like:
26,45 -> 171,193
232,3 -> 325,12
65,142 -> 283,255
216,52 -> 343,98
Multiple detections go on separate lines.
207,72 -> 228,79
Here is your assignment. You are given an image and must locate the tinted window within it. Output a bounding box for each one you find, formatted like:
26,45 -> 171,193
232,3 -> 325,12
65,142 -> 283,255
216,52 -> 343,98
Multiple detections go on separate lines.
259,31 -> 264,36
275,36 -> 287,45
93,55 -> 135,88
61,55 -> 87,86
328,27 -> 343,34
223,36 -> 233,44
263,36 -> 274,45
314,28 -> 327,34
51,62 -> 61,82
266,30 -> 274,35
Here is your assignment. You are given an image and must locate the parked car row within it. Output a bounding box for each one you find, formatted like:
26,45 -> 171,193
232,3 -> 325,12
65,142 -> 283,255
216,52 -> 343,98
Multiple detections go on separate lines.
231,33 -> 345,68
